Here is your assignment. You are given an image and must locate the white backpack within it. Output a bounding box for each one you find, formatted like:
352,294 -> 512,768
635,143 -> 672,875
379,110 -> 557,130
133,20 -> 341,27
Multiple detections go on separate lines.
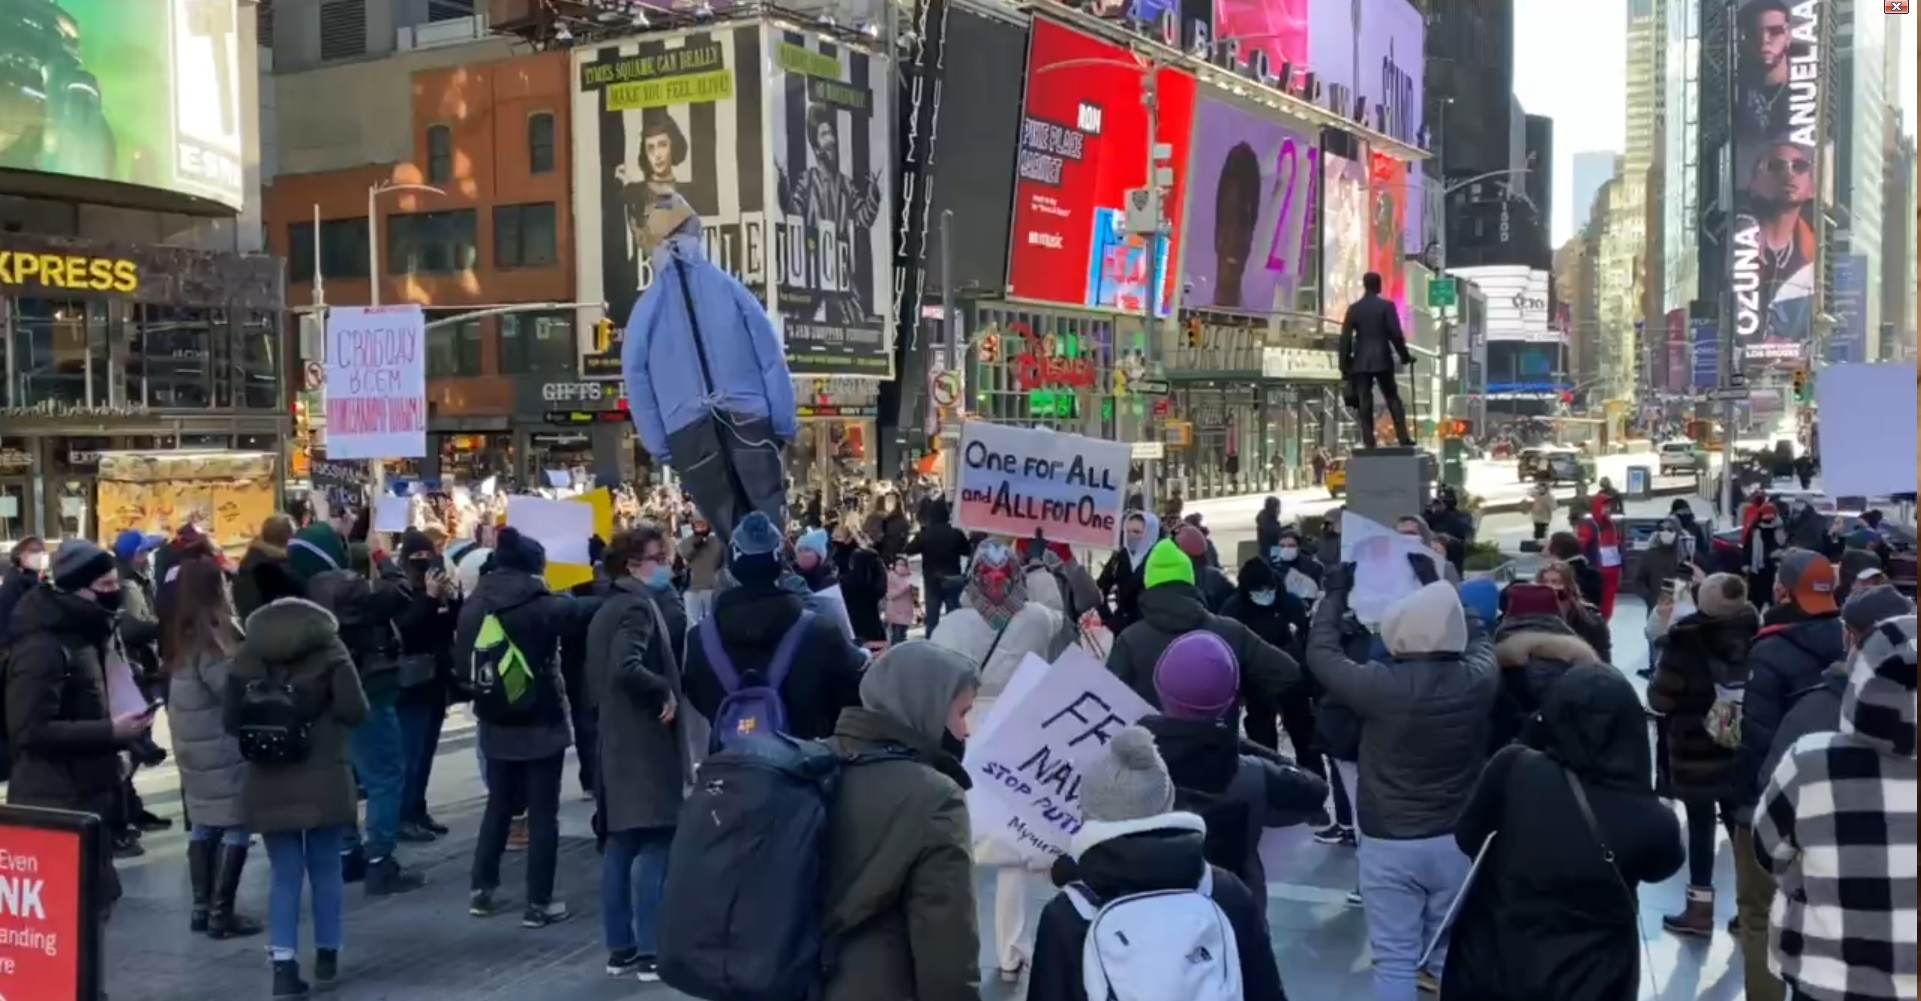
1066,867 -> 1244,1001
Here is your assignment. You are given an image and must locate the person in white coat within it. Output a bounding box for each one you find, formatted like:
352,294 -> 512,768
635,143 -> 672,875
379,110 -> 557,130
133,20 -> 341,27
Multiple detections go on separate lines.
928,540 -> 1063,982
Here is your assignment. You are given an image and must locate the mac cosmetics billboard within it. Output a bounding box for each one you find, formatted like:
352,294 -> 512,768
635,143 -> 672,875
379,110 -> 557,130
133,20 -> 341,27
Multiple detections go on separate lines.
1728,0 -> 1822,369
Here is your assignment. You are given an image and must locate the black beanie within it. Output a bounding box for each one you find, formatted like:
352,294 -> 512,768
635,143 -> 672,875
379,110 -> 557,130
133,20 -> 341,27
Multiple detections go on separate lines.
493,527 -> 547,576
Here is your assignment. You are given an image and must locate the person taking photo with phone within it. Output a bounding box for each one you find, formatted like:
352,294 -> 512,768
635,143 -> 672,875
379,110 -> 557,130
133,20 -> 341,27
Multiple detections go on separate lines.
3,539 -> 157,920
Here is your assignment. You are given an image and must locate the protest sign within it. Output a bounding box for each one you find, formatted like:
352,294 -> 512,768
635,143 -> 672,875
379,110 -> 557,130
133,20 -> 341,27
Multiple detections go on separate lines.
371,495 -> 412,534
1341,510 -> 1439,625
963,646 -> 1154,860
323,306 -> 427,460
954,421 -> 1131,549
1815,363 -> 1917,498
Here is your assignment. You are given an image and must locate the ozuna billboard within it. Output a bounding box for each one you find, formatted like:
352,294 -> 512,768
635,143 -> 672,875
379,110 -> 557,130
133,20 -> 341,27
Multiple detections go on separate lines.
1729,0 -> 1821,369
1180,97 -> 1318,315
1007,18 -> 1197,317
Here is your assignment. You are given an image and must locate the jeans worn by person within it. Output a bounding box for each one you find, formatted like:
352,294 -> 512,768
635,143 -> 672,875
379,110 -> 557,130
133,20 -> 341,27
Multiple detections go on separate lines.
684,589 -> 714,625
472,753 -> 566,920
191,824 -> 251,848
262,825 -> 348,962
602,827 -> 673,965
1683,797 -> 1735,888
349,705 -> 418,893
396,702 -> 446,825
1733,824 -> 1785,1001
1357,834 -> 1472,1001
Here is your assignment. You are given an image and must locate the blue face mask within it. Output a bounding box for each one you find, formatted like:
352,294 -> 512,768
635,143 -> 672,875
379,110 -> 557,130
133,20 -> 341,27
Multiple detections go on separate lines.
644,565 -> 673,590
1251,590 -> 1276,606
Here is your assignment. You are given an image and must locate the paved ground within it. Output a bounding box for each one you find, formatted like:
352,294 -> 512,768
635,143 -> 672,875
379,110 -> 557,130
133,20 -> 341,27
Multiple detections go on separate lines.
105,580 -> 1755,1001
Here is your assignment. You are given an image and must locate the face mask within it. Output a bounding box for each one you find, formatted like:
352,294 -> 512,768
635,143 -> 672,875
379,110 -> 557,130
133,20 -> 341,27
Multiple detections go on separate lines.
1761,518 -> 1780,529
678,524 -> 693,539
1655,531 -> 1675,544
91,588 -> 123,612
644,565 -> 673,590
19,553 -> 46,572
1276,546 -> 1299,562
1250,590 -> 1276,607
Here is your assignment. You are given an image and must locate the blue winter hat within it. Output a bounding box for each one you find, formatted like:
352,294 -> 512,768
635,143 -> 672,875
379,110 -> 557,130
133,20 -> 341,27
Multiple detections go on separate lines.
113,529 -> 165,562
1458,578 -> 1501,627
730,512 -> 784,586
796,529 -> 830,558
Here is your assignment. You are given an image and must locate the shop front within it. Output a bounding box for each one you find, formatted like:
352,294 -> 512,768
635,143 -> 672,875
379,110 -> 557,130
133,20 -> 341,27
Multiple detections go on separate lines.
0,233 -> 286,544
967,302 -> 1147,438
789,377 -> 883,513
1258,347 -> 1350,490
514,378 -> 632,486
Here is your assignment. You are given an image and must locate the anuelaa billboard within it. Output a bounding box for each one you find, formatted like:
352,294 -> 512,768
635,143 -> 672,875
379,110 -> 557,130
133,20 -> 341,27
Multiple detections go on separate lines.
1179,97 -> 1318,316
1728,0 -> 1822,370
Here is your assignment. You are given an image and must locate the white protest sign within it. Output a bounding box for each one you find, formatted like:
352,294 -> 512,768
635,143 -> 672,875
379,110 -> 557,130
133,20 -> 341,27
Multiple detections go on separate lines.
371,495 -> 412,534
1340,510 -> 1436,626
962,646 -> 1154,860
505,495 -> 595,566
955,420 -> 1131,549
323,305 -> 427,459
1815,363 -> 1917,498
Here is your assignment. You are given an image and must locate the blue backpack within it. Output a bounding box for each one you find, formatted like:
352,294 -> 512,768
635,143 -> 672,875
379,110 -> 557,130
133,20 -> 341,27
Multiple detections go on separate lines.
698,611 -> 814,752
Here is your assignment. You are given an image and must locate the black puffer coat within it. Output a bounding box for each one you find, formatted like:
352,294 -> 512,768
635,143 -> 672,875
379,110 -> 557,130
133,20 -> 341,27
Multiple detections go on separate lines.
1646,607 -> 1759,800
4,586 -> 125,824
1489,619 -> 1601,752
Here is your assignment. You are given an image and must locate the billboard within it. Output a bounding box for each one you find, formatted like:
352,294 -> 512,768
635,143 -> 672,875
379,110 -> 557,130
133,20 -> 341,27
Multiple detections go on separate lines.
1179,97 -> 1318,315
1006,18 -> 1198,316
1321,151 -> 1369,324
1828,253 -> 1867,364
572,26 -> 769,379
1307,0 -> 1425,253
769,31 -> 895,377
1446,265 -> 1554,343
0,0 -> 244,211
1691,318 -> 1719,389
1368,151 -> 1408,327
1486,342 -> 1568,395
1666,308 -> 1689,394
922,9 -> 1026,298
1215,0 -> 1309,78
1729,0 -> 1821,368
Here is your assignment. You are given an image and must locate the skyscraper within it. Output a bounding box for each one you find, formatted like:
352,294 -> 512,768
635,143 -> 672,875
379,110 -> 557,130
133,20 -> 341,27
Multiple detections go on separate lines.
1834,0 -> 1892,359
1570,150 -> 1618,235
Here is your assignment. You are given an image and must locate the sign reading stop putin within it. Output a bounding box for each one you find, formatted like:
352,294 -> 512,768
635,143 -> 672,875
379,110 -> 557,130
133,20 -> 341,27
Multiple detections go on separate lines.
0,806 -> 105,1001
324,305 -> 428,461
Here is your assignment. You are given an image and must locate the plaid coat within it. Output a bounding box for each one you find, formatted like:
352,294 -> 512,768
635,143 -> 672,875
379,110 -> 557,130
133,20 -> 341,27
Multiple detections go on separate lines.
1756,614 -> 1917,1001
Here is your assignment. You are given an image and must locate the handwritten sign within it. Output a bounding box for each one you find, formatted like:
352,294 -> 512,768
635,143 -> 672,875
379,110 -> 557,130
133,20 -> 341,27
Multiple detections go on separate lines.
324,305 -> 426,460
963,648 -> 1154,860
955,420 -> 1131,549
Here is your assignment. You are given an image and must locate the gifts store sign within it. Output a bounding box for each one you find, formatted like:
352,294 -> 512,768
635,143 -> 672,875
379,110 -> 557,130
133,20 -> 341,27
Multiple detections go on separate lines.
0,821 -> 86,1000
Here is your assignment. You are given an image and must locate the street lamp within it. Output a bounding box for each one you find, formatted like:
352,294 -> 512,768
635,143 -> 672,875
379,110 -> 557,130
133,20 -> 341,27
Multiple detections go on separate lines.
367,181 -> 446,306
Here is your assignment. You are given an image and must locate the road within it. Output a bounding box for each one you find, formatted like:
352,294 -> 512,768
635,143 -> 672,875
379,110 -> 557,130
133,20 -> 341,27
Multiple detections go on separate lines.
105,569 -> 1751,1001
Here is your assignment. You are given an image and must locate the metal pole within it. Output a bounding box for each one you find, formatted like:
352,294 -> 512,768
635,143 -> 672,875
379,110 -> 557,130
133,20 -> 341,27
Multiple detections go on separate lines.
365,182 -> 386,506
1139,66 -> 1159,514
940,210 -> 958,494
312,203 -> 325,307
1717,0 -> 1738,521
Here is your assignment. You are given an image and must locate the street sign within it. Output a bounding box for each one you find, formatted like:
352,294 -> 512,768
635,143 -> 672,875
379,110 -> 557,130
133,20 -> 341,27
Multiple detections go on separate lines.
1130,441 -> 1165,460
930,371 -> 961,409
1709,387 -> 1750,402
1131,377 -> 1171,396
1427,277 -> 1457,309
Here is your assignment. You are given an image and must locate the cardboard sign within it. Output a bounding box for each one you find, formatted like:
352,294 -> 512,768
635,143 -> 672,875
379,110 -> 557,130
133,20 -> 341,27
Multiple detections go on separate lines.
954,420 -> 1131,549
322,306 -> 426,460
963,647 -> 1154,860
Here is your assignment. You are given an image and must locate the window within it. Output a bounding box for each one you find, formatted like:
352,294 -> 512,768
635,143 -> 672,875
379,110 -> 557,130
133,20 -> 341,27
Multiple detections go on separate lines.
528,113 -> 556,174
287,218 -> 370,280
318,0 -> 366,61
493,203 -> 557,269
500,312 -> 576,376
128,306 -> 216,410
426,125 -> 453,184
424,310 -> 484,377
387,209 -> 478,275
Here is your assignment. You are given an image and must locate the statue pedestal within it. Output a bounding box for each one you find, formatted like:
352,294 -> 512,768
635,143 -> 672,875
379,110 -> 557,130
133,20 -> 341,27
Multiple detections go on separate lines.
1343,448 -> 1434,531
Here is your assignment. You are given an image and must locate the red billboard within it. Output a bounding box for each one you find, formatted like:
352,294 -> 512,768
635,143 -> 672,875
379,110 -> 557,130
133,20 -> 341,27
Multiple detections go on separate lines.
1366,151 -> 1409,327
1007,18 -> 1197,315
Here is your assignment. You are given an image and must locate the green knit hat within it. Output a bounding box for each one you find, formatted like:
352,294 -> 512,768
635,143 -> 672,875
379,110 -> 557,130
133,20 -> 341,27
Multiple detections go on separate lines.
1142,539 -> 1195,589
288,523 -> 349,581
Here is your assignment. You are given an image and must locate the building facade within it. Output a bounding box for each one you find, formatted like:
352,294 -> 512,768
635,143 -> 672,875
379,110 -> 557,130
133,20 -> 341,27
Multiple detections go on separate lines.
263,32 -> 585,486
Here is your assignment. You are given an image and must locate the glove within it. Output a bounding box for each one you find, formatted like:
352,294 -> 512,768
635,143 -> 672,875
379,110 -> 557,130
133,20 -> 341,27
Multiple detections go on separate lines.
1324,562 -> 1356,595
1408,551 -> 1441,586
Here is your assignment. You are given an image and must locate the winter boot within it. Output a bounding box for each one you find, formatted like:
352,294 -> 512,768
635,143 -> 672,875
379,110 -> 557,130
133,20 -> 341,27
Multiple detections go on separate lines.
187,838 -> 215,933
1662,885 -> 1715,937
313,948 -> 339,984
207,844 -> 264,939
271,958 -> 310,998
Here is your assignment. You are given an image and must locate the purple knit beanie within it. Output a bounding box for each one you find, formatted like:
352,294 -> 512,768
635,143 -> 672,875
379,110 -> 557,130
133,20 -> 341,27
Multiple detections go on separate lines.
1153,631 -> 1241,720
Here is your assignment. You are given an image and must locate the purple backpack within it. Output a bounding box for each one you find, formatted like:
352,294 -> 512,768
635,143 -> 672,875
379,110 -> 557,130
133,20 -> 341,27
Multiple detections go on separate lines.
699,611 -> 815,752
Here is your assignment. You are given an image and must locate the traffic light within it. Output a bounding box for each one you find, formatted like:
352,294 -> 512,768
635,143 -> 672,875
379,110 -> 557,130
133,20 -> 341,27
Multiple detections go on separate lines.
593,317 -> 616,353
1791,368 -> 1808,402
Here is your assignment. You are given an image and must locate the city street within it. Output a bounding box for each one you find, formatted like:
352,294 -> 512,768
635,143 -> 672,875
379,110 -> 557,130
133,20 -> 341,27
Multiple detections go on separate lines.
102,556 -> 1751,1001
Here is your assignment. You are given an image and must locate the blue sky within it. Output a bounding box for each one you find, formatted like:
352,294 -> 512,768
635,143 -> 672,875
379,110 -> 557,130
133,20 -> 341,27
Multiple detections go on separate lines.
1516,2 -> 1919,247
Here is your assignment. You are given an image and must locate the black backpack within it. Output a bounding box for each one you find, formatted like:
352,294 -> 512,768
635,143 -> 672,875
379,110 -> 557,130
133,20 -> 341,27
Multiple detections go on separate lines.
235,663 -> 311,764
657,734 -> 911,1001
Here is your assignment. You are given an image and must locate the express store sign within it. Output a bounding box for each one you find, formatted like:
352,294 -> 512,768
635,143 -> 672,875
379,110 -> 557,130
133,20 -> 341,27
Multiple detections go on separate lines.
1008,18 -> 1196,316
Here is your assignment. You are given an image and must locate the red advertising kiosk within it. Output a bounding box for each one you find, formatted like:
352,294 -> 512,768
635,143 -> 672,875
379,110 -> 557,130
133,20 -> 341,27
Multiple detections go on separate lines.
0,805 -> 105,1000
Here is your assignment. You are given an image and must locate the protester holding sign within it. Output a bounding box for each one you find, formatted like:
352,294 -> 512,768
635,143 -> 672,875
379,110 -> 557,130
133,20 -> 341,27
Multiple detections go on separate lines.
1105,540 -> 1302,722
955,421 -> 1132,550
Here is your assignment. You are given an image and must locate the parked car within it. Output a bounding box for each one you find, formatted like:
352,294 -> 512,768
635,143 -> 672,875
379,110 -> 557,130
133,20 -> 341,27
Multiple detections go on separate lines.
1517,446 -> 1583,484
1326,458 -> 1347,498
1657,440 -> 1700,476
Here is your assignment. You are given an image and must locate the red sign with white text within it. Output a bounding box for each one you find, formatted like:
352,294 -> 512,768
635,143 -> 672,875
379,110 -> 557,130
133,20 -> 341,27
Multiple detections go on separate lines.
1007,18 -> 1197,315
0,822 -> 83,999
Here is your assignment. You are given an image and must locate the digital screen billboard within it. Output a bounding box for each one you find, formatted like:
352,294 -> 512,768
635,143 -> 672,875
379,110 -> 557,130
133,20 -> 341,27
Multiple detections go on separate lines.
1321,151 -> 1369,324
1007,18 -> 1197,316
1367,151 -> 1408,327
1180,97 -> 1317,315
1728,0 -> 1821,369
1307,0 -> 1425,253
1446,265 -> 1554,343
1828,253 -> 1867,364
1486,341 -> 1568,395
0,0 -> 245,212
